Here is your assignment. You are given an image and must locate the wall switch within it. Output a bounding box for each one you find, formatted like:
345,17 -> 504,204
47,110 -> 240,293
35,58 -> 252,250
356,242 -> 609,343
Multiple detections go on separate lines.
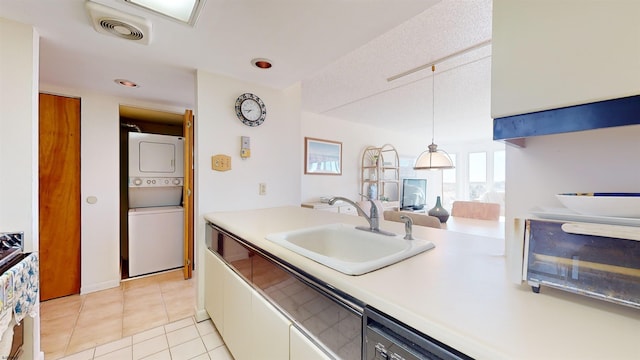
212,154 -> 231,171
259,183 -> 266,195
241,136 -> 250,159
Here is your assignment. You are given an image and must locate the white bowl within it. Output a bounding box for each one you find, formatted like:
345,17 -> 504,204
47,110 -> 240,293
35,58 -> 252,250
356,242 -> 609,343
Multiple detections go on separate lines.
556,193 -> 640,218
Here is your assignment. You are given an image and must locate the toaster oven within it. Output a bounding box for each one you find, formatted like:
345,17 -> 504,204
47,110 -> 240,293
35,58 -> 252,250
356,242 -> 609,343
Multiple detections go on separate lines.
516,219 -> 640,309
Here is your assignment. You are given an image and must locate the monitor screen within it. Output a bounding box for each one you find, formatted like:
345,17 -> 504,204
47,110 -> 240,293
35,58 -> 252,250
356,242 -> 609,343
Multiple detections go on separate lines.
401,178 -> 427,210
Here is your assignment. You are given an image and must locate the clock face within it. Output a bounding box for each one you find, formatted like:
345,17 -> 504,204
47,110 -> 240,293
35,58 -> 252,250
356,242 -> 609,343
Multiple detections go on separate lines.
235,93 -> 266,126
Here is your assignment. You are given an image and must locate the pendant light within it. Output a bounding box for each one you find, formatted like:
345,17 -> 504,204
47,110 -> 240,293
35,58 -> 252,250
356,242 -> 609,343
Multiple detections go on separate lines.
413,65 -> 455,170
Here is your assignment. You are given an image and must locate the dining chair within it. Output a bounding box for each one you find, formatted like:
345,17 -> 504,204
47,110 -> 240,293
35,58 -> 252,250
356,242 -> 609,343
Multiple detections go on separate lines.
450,201 -> 501,221
383,211 -> 442,229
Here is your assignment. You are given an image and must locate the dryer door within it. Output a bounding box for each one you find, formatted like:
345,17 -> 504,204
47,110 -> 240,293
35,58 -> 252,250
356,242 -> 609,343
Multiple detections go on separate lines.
129,133 -> 184,178
139,140 -> 176,173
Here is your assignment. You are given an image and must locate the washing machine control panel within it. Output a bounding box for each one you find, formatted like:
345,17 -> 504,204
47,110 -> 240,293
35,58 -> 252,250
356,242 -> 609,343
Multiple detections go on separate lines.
129,177 -> 183,187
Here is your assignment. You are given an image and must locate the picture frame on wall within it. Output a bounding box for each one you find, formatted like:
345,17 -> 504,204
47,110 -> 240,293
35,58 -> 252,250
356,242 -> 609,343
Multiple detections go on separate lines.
304,137 -> 342,175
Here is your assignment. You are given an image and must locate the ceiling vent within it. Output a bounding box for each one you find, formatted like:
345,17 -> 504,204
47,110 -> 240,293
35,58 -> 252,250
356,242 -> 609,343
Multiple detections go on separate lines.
86,1 -> 152,45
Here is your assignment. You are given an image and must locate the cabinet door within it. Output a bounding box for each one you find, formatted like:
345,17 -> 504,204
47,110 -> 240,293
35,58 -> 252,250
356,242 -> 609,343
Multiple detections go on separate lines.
223,267 -> 252,360
492,0 -> 640,118
204,250 -> 225,333
251,293 -> 291,359
290,325 -> 333,360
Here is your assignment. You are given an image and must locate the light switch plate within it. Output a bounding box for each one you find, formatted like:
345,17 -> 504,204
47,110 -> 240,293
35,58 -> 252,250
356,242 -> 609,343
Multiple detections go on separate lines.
212,154 -> 231,171
241,136 -> 250,158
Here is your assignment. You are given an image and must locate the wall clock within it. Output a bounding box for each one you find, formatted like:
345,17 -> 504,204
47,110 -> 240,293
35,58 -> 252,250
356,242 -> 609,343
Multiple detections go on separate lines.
235,93 -> 266,127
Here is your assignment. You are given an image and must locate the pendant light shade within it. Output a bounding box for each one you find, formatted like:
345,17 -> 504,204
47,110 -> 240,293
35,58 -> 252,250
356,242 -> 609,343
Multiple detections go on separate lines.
414,143 -> 454,170
413,65 -> 455,171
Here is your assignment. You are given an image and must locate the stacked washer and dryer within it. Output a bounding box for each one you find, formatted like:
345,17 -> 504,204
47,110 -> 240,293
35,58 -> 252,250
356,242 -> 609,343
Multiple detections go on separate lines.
128,132 -> 184,277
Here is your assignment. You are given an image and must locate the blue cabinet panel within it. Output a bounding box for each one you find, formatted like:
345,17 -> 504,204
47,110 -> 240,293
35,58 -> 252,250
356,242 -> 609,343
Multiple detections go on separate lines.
493,95 -> 640,141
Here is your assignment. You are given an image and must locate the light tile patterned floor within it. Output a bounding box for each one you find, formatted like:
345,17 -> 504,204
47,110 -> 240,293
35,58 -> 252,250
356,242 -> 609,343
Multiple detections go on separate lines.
40,269 -> 233,360
56,317 -> 233,360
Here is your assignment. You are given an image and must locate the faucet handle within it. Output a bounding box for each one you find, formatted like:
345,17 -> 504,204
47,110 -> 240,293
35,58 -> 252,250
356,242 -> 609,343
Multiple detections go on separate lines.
359,193 -> 379,218
399,215 -> 414,240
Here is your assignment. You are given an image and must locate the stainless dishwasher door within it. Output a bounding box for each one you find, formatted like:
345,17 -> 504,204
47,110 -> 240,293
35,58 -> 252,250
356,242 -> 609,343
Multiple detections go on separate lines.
364,307 -> 472,360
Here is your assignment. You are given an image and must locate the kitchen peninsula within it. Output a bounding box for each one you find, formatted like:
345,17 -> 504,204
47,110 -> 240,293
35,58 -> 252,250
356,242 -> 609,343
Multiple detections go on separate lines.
204,206 -> 639,360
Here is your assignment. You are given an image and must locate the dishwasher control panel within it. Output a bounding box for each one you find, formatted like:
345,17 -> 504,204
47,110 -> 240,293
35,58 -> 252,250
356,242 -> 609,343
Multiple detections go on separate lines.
363,307 -> 471,360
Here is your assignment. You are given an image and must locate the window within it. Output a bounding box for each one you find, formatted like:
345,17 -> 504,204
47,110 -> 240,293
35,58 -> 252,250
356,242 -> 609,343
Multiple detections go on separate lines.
402,147 -> 504,213
442,154 -> 456,209
468,152 -> 487,200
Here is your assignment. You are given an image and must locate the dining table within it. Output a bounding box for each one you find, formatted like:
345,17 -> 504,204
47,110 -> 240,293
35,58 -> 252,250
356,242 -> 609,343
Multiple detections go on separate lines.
440,216 -> 505,239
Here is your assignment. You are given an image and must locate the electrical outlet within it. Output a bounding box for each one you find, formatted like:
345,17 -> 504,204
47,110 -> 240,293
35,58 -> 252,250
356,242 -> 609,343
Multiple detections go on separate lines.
211,154 -> 231,171
259,183 -> 266,195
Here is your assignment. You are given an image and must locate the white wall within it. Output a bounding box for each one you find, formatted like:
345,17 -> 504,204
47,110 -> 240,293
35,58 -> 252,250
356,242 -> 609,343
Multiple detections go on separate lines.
195,71 -> 302,213
301,111 -> 504,210
301,111 -> 430,202
0,18 -> 39,249
505,125 -> 640,258
194,70 -> 302,318
0,16 -> 41,360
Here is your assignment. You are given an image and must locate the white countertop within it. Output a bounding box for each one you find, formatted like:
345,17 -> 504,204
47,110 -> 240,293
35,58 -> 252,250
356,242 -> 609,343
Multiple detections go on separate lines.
204,206 -> 640,360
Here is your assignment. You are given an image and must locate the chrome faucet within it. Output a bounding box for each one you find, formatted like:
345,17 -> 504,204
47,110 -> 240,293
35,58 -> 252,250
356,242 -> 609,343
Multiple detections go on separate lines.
328,196 -> 395,236
399,215 -> 414,240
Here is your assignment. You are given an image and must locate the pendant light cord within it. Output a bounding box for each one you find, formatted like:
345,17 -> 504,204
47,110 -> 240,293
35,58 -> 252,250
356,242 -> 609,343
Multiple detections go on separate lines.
431,65 -> 436,145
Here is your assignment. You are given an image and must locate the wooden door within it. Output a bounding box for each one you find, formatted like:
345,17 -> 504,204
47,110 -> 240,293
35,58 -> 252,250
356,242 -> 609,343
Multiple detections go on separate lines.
182,110 -> 194,279
39,93 -> 81,301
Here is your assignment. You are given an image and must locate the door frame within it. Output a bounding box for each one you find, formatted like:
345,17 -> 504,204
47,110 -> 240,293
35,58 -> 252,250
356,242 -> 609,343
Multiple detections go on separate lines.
183,110 -> 195,279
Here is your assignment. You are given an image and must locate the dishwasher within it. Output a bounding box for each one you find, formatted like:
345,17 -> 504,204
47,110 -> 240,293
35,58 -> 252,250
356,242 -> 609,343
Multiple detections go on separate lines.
363,307 -> 472,360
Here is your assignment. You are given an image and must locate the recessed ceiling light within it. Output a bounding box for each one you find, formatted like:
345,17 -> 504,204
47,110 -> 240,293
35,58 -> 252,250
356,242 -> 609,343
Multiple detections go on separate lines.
123,0 -> 205,25
115,79 -> 140,88
251,58 -> 273,69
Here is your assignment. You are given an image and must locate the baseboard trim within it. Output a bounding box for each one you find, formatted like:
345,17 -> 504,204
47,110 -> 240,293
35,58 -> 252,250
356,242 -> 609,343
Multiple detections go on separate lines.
194,308 -> 210,323
81,279 -> 121,294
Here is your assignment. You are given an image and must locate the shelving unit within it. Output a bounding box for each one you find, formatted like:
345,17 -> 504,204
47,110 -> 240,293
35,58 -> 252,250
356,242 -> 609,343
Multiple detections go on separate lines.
360,144 -> 399,202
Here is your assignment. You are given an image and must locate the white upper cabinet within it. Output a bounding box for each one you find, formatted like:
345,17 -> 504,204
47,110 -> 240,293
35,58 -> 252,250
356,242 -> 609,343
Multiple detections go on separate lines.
491,0 -> 640,118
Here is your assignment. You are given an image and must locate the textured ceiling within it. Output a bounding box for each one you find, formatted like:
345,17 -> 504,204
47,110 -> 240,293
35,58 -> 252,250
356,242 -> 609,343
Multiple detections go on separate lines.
0,0 -> 494,143
304,0 -> 493,143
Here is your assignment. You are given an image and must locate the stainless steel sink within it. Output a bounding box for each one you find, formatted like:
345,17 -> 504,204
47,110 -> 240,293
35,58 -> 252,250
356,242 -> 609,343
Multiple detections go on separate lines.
265,223 -> 434,275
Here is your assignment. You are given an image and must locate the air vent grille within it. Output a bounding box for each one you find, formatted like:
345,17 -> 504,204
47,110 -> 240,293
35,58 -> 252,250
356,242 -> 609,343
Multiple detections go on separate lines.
86,0 -> 152,45
98,18 -> 144,41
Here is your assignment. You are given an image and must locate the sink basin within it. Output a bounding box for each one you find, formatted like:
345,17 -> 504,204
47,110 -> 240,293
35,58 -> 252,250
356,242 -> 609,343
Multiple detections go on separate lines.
265,223 -> 435,275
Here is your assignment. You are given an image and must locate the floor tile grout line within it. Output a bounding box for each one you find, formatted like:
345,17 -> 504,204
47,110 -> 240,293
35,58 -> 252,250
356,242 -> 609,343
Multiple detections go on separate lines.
160,286 -> 171,326
62,295 -> 86,357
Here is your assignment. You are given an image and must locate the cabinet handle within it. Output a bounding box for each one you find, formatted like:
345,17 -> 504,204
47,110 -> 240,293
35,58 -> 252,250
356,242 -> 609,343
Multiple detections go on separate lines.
561,223 -> 640,241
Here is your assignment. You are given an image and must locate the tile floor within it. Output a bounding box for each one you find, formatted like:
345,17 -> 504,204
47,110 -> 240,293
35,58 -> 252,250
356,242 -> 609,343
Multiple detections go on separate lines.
55,317 -> 233,360
40,269 -> 233,360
